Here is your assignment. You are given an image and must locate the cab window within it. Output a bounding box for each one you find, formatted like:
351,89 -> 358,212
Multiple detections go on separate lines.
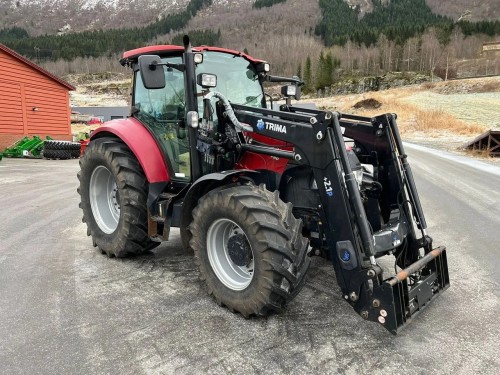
134,56 -> 190,180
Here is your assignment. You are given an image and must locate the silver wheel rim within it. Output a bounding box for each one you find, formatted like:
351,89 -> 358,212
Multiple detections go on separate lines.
207,219 -> 254,291
89,166 -> 120,234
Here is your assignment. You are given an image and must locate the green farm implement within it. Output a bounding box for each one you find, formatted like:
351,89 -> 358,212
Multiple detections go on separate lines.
1,136 -> 52,158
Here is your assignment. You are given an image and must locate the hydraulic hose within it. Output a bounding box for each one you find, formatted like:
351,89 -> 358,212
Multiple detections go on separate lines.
203,91 -> 254,132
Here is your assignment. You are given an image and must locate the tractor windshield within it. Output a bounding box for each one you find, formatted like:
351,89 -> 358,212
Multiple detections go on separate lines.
195,51 -> 265,110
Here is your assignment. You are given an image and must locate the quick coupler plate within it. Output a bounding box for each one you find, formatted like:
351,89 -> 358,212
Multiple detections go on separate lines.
364,246 -> 449,334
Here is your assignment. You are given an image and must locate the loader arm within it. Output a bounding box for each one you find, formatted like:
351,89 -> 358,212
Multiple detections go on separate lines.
222,103 -> 450,334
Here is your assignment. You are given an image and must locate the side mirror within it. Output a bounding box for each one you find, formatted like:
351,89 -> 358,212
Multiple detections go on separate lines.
138,55 -> 166,89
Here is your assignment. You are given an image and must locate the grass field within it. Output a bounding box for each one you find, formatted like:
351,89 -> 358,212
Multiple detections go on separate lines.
309,77 -> 499,160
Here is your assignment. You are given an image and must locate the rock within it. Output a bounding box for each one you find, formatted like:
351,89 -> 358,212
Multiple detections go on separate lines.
325,72 -> 432,95
352,98 -> 382,109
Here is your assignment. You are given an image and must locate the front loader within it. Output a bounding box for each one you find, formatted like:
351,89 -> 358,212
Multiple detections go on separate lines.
78,36 -> 449,334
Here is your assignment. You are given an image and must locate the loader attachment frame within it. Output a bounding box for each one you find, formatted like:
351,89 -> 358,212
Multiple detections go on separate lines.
371,246 -> 449,333
229,104 -> 450,333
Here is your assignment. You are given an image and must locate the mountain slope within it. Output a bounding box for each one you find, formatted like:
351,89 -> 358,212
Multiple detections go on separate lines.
0,0 -> 192,35
426,0 -> 500,22
1,0 -> 498,79
1,0 -> 499,37
181,0 -> 322,76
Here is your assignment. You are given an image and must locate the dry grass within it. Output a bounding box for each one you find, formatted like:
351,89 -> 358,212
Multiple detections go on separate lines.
469,80 -> 500,93
310,85 -> 489,138
420,82 -> 436,90
411,109 -> 486,135
426,76 -> 500,95
463,148 -> 499,162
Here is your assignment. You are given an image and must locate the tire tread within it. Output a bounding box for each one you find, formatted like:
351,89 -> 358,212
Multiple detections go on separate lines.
190,183 -> 310,317
78,138 -> 158,257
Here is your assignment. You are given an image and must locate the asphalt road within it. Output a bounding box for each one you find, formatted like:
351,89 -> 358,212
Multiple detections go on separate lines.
0,146 -> 499,375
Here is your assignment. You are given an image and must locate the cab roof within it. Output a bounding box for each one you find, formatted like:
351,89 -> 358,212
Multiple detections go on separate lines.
122,45 -> 265,64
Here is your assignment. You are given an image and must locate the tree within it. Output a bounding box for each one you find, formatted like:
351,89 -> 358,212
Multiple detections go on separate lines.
315,51 -> 335,90
315,51 -> 325,89
253,0 -> 287,9
303,56 -> 313,93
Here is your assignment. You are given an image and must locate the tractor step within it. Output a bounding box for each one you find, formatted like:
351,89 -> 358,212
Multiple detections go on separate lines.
148,192 -> 180,242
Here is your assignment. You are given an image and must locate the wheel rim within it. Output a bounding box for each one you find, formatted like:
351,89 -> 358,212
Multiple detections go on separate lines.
207,219 -> 254,291
89,166 -> 120,234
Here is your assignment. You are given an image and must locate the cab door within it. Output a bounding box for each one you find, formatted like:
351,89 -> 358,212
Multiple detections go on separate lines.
133,56 -> 191,181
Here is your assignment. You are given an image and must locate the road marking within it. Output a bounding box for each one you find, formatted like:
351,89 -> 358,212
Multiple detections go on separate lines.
404,142 -> 500,177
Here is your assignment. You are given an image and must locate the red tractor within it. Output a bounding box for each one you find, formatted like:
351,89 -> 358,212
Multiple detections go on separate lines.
78,36 -> 449,333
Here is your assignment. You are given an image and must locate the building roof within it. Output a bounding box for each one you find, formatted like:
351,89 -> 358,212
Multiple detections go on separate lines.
0,44 -> 76,91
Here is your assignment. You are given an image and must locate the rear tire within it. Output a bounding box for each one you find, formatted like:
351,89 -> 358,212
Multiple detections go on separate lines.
78,137 -> 159,257
190,184 -> 310,317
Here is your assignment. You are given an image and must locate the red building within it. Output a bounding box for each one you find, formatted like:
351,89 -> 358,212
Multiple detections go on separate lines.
0,44 -> 75,150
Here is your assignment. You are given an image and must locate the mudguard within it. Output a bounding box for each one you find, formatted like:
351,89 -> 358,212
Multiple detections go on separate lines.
91,118 -> 169,183
179,169 -> 260,228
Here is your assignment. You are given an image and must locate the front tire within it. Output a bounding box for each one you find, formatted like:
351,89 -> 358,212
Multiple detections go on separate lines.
78,138 -> 159,257
190,184 -> 310,317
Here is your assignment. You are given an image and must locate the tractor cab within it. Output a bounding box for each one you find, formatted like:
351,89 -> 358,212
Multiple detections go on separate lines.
122,45 -> 284,183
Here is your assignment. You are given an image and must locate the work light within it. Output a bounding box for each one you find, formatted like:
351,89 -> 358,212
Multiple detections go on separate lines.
194,53 -> 204,64
281,85 -> 297,97
197,73 -> 217,88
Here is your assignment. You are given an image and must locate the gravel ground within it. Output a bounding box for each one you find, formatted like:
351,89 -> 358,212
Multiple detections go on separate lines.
0,154 -> 499,375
